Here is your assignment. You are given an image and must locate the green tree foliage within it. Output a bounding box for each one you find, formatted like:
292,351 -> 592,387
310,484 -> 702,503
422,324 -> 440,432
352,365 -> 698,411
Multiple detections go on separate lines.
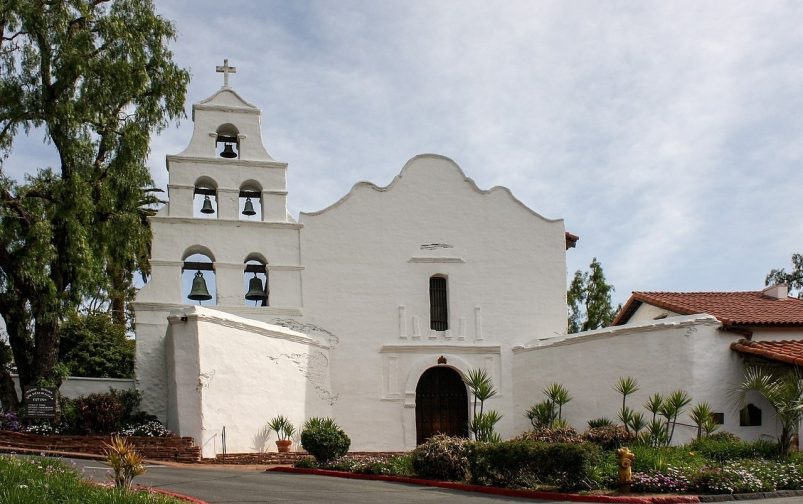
0,0 -> 189,409
567,257 -> 619,333
765,253 -> 803,298
59,312 -> 134,378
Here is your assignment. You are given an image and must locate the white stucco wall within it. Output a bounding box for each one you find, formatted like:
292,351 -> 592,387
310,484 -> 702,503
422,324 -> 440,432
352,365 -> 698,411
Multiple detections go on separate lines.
164,307 -> 332,458
9,375 -> 134,403
513,315 -> 780,444
627,303 -> 681,323
299,154 -> 568,450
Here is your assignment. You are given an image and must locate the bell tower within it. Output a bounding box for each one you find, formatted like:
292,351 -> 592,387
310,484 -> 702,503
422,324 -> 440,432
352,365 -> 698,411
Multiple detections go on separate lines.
137,59 -> 302,310
163,59 -> 289,222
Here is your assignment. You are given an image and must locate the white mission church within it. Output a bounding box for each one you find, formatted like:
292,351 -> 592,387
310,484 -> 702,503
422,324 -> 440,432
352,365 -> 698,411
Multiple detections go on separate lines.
135,63 -> 803,457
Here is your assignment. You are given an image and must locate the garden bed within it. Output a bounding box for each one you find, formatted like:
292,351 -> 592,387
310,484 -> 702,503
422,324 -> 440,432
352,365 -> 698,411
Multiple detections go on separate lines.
269,466 -> 700,503
0,430 -> 200,462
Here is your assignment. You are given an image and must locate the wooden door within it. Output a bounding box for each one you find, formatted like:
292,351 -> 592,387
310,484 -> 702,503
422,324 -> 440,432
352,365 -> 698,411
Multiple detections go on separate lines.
415,367 -> 468,444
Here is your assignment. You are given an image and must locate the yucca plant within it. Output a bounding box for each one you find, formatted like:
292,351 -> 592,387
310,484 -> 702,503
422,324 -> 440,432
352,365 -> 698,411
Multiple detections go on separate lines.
614,377 -> 639,433
268,415 -> 295,441
464,368 -> 501,442
543,383 -> 572,422
104,436 -> 144,490
526,400 -> 556,429
659,390 -> 691,445
689,402 -> 713,440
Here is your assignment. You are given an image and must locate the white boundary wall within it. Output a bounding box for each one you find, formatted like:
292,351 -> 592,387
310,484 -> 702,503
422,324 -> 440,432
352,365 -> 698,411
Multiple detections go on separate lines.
512,315 -> 781,444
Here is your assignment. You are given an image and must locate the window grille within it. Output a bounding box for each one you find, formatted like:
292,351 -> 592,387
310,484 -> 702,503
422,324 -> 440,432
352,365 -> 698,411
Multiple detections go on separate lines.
430,276 -> 448,331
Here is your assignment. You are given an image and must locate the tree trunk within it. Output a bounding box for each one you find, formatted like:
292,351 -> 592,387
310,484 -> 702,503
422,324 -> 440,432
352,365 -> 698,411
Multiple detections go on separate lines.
0,367 -> 19,412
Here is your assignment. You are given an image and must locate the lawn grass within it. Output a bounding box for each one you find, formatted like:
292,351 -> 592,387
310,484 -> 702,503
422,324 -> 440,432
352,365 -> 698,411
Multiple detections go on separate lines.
0,455 -> 183,504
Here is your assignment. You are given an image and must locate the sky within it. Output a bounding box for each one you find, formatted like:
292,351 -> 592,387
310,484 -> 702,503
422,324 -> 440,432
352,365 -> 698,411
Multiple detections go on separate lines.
5,0 -> 803,308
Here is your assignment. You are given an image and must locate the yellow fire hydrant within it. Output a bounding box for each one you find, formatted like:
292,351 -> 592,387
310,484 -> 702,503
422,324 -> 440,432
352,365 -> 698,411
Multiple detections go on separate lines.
616,447 -> 635,492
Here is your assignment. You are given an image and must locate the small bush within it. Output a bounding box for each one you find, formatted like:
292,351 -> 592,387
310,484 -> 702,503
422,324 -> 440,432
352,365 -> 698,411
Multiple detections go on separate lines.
469,440 -> 601,490
118,420 -> 173,438
300,417 -> 350,463
104,436 -> 145,490
587,417 -> 614,429
294,457 -> 316,468
410,434 -> 471,481
0,411 -> 20,432
515,426 -> 581,444
582,425 -> 635,450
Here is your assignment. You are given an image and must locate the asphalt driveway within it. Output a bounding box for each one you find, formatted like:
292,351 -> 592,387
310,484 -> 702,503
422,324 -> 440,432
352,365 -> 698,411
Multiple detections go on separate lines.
34,457 -> 803,504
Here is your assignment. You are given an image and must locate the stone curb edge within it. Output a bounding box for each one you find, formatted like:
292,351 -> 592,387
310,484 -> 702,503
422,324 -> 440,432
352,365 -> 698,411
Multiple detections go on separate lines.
697,489 -> 803,502
267,467 -> 700,503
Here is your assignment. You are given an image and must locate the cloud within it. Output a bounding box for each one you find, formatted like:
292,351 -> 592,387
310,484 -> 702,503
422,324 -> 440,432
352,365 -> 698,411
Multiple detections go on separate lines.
5,0 -> 803,308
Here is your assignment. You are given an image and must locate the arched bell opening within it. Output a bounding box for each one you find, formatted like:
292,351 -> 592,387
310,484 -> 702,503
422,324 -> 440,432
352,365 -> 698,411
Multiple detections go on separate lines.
243,255 -> 268,307
239,180 -> 262,221
182,253 -> 217,305
215,123 -> 240,159
193,176 -> 218,218
415,366 -> 468,444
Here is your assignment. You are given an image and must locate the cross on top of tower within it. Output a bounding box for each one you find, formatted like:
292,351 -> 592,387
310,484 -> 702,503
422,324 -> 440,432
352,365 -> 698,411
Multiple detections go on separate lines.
216,59 -> 237,88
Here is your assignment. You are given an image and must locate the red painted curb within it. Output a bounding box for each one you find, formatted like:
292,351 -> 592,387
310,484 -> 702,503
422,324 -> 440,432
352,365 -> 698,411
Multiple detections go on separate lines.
267,467 -> 700,504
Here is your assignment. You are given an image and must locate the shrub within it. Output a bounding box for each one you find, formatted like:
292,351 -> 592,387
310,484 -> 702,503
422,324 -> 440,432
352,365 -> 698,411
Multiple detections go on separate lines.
72,389 -> 142,434
689,436 -> 778,463
631,445 -> 705,473
0,411 -> 20,432
469,440 -> 601,490
582,425 -> 635,450
410,434 -> 471,481
515,426 -> 581,444
300,417 -> 350,463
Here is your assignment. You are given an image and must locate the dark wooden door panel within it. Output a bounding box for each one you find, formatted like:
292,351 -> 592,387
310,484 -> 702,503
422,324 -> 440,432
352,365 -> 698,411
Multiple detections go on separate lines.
415,367 -> 468,444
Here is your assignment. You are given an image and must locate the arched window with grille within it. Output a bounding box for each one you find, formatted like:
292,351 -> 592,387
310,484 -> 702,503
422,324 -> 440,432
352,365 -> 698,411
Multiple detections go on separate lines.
430,275 -> 448,331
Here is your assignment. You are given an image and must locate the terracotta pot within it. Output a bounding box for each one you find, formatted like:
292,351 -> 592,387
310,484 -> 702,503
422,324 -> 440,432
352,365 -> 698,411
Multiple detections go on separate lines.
276,439 -> 292,453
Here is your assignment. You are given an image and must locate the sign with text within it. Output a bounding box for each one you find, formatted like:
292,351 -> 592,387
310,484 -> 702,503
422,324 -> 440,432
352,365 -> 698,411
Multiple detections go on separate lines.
25,387 -> 57,419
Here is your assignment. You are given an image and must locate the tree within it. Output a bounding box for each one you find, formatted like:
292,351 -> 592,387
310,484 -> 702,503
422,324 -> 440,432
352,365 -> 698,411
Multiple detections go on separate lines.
0,0 -> 189,410
567,257 -> 619,333
59,312 -> 134,379
766,253 -> 803,298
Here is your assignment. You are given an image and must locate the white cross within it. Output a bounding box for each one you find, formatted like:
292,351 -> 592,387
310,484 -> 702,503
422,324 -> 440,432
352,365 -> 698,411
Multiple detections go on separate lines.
216,59 -> 237,88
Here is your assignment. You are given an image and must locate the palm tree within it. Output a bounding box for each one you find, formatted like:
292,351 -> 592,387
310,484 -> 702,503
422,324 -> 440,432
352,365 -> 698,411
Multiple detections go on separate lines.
736,366 -> 803,455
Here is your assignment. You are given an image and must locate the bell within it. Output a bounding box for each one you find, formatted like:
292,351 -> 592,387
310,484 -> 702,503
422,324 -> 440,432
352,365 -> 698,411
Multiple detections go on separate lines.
245,273 -> 267,302
242,197 -> 256,216
220,143 -> 237,158
188,271 -> 212,302
200,195 -> 215,214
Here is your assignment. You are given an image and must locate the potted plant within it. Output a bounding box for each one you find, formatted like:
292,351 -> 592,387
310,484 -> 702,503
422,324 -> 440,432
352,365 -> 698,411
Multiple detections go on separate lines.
267,415 -> 295,453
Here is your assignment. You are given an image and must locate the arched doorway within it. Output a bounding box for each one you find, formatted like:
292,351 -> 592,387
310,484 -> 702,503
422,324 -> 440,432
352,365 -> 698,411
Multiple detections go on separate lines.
415,367 -> 468,444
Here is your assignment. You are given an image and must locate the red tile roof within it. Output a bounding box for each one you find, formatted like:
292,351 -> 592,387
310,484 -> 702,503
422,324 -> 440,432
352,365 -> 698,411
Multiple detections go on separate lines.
731,339 -> 803,366
612,291 -> 803,328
